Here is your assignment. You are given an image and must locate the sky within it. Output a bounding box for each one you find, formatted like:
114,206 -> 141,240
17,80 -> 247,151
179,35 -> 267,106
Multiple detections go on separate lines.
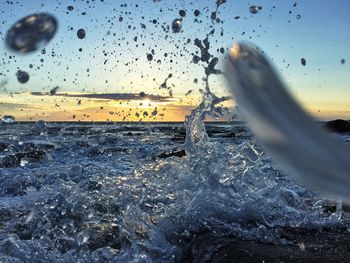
0,0 -> 349,121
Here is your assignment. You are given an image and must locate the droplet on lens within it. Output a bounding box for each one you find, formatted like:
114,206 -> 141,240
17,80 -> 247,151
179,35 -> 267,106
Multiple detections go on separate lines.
301,58 -> 306,66
16,70 -> 30,83
6,13 -> 58,53
249,5 -> 262,14
179,10 -> 186,17
172,18 -> 182,33
77,28 -> 86,39
147,53 -> 153,61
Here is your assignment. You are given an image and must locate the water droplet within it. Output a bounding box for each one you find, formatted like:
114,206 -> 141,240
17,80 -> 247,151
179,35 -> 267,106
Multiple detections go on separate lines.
16,70 -> 29,83
296,14 -> 301,19
301,58 -> 306,66
172,18 -> 182,33
249,5 -> 262,14
147,53 -> 153,61
77,28 -> 86,39
6,13 -> 58,53
179,10 -> 186,17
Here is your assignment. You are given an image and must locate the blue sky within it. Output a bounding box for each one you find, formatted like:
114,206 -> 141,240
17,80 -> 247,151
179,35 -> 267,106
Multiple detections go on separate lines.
0,0 -> 349,120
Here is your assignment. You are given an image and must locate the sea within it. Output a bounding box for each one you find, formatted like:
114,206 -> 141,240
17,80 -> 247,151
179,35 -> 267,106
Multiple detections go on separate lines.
0,120 -> 349,262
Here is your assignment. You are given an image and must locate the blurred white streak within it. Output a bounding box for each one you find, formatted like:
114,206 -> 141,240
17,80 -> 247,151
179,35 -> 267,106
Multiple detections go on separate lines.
225,43 -> 350,202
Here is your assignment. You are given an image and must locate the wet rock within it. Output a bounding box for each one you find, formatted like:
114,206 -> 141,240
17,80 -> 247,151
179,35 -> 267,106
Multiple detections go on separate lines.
0,238 -> 48,262
87,223 -> 121,251
91,246 -> 120,262
1,116 -> 16,124
0,142 -> 9,152
86,147 -> 101,157
0,207 -> 12,229
21,142 -> 55,151
34,120 -> 47,133
5,176 -> 42,196
0,150 -> 47,168
154,148 -> 186,159
55,237 -> 76,254
222,132 -> 236,138
324,119 -> 350,133
180,228 -> 350,263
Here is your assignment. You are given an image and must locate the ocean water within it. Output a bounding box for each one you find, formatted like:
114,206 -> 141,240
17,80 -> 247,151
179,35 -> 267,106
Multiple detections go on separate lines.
0,120 -> 349,262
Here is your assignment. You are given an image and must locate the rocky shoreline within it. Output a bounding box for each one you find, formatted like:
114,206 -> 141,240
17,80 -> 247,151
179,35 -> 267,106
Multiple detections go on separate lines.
182,227 -> 350,262
324,119 -> 350,133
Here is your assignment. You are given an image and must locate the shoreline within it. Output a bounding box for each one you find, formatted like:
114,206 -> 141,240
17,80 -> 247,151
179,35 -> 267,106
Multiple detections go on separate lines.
182,227 -> 350,262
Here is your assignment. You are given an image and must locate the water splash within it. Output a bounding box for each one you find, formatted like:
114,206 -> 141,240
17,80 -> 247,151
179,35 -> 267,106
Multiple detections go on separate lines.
185,31 -> 230,154
225,42 -> 350,202
0,122 -> 348,262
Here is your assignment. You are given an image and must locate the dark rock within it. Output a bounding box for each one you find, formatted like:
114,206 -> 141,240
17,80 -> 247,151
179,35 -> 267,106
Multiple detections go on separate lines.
154,148 -> 186,160
55,237 -> 76,253
0,142 -> 8,151
1,115 -> 16,124
5,176 -> 42,196
0,208 -> 12,229
0,238 -> 49,262
324,119 -> 350,133
21,142 -> 55,151
86,147 -> 101,157
0,150 -> 47,168
222,132 -> 236,138
87,223 -> 121,251
180,228 -> 350,263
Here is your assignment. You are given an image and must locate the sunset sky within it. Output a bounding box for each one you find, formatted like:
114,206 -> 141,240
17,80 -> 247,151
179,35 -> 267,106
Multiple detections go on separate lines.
0,0 -> 349,121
